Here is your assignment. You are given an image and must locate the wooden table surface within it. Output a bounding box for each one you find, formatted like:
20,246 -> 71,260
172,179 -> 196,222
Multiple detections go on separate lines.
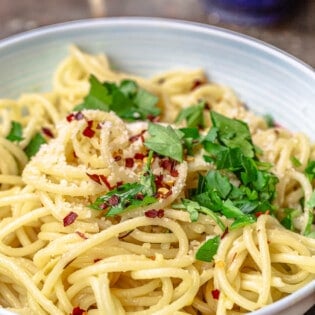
0,1 -> 314,313
0,0 -> 314,68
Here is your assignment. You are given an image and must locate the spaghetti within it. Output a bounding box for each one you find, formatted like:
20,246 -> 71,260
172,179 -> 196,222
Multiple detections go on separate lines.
0,46 -> 314,315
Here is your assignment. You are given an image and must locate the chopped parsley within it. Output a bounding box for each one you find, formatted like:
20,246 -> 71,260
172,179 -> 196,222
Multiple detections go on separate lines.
173,199 -> 225,231
264,114 -> 275,128
74,75 -> 160,121
305,160 -> 315,181
24,133 -> 46,158
175,100 -> 205,128
6,121 -> 23,142
144,123 -> 184,162
195,235 -> 220,262
291,156 -> 302,167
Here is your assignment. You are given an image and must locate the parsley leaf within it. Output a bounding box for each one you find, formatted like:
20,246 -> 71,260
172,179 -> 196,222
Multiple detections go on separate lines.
230,214 -> 256,230
291,156 -> 302,167
198,111 -> 278,227
6,121 -> 24,142
175,101 -> 205,128
144,123 -> 184,162
74,75 -> 160,121
24,133 -> 46,158
210,111 -> 254,158
90,183 -> 157,217
305,160 -> 315,181
264,114 -> 275,128
305,191 -> 315,236
280,208 -> 300,231
176,199 -> 225,231
195,235 -> 220,262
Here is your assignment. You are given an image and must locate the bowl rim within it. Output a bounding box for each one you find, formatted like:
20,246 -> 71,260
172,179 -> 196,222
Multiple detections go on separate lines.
0,16 -> 314,75
0,16 -> 314,315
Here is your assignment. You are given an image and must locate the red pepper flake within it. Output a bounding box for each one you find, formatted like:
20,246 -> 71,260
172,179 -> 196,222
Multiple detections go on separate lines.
63,211 -> 78,227
147,114 -> 160,122
159,158 -> 178,177
82,126 -> 95,138
221,227 -> 229,239
211,289 -> 220,300
255,210 -> 270,218
66,113 -> 75,122
125,158 -> 134,168
75,231 -> 88,239
42,127 -> 54,138
114,155 -> 122,161
66,112 -> 85,122
99,175 -> 113,190
135,192 -> 144,200
82,120 -> 95,138
144,209 -> 164,218
160,159 -> 172,171
86,173 -> 102,185
94,258 -> 102,263
129,130 -> 146,143
191,79 -> 203,91
99,202 -> 108,210
107,195 -> 120,206
74,111 -> 84,120
116,181 -> 123,188
170,168 -> 179,177
134,153 -> 146,160
71,307 -> 87,315
155,174 -> 164,189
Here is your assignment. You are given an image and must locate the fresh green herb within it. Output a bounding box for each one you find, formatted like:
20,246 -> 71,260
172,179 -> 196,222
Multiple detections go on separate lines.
175,101 -> 205,128
305,160 -> 315,181
6,121 -> 24,142
210,111 -> 254,158
140,150 -> 156,196
90,182 -> 157,216
230,214 -> 256,230
177,199 -> 225,231
144,123 -> 184,162
291,156 -> 302,167
74,75 -> 160,121
280,208 -> 300,231
188,112 -> 279,230
305,191 -> 315,235
179,127 -> 201,156
195,235 -> 220,262
24,133 -> 46,158
180,199 -> 199,222
89,151 -> 157,216
264,114 -> 275,128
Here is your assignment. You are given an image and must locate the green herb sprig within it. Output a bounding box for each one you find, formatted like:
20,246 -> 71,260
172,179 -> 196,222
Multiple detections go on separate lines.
74,75 -> 160,121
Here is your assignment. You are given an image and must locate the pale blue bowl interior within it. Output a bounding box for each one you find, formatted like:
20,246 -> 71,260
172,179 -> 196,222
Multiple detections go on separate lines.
0,18 -> 314,315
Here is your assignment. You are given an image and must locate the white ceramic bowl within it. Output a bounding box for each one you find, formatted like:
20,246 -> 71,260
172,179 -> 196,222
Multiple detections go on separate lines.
0,17 -> 314,315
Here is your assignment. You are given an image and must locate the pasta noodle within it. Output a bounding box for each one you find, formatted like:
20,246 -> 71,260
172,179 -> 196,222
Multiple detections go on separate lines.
0,45 -> 314,315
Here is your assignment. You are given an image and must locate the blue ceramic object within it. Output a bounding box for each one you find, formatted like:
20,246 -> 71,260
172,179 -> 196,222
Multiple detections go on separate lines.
203,0 -> 295,25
